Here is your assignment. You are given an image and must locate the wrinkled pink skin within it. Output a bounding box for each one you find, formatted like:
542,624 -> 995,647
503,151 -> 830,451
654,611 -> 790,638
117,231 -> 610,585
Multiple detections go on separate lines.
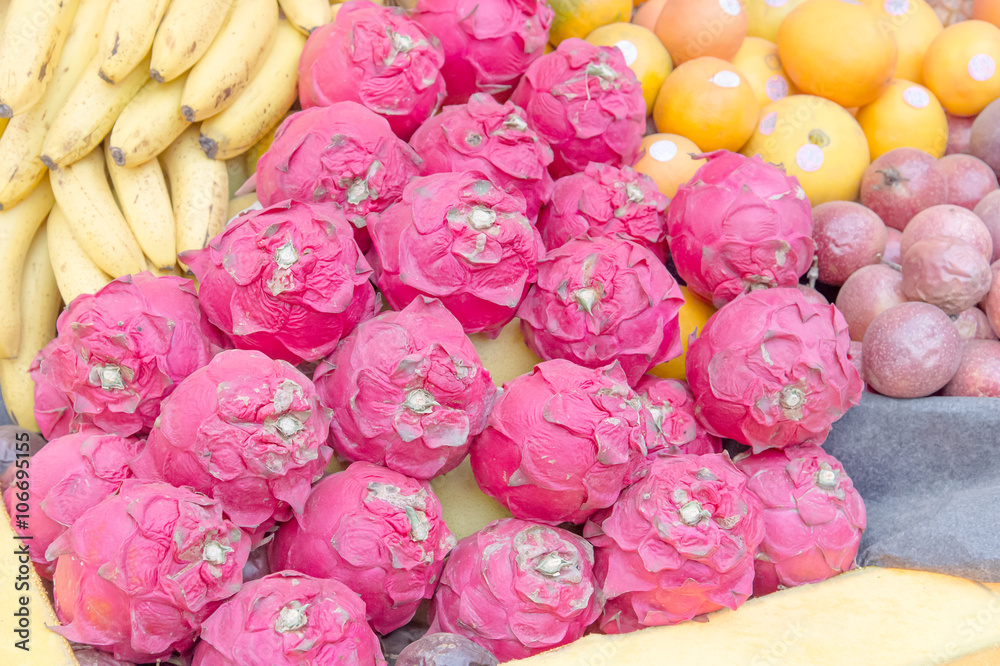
883,228 -> 903,265
734,445 -> 865,596
862,301 -> 963,398
942,340 -> 1000,397
859,148 -> 949,232
811,201 -> 887,286
666,150 -> 816,307
470,360 -> 652,525
795,284 -> 829,305
192,571 -> 386,666
30,273 -> 222,440
900,204 -> 994,261
268,462 -> 456,634
848,341 -> 864,384
298,1 -> 445,140
428,518 -> 601,661
312,297 -> 497,479
535,162 -> 669,261
518,234 -> 684,384
3,429 -> 140,579
836,264 -> 908,342
946,113 -> 976,155
409,93 -> 554,221
901,236 -> 993,315
953,306 -> 998,341
367,170 -> 544,336
973,190 -> 1000,262
48,480 -> 249,663
686,288 -> 863,453
510,39 -> 645,178
970,99 -> 1000,175
984,263 -> 1000,337
411,0 -> 554,106
634,376 -> 723,457
584,454 -> 764,632
129,349 -> 333,543
937,153 -> 1000,210
73,648 -> 137,666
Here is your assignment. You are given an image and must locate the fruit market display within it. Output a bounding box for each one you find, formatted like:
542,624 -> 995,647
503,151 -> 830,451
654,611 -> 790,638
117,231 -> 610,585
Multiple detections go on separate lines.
2,0 -> 1000,664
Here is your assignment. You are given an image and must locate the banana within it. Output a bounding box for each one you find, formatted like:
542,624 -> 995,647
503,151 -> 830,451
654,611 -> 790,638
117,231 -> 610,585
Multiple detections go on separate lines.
49,148 -> 146,278
0,178 -> 54,359
199,19 -> 305,161
0,118 -> 7,138
97,0 -> 170,84
39,53 -> 150,169
227,192 -> 260,221
150,0 -> 235,83
278,0 -> 330,35
144,257 -> 182,277
107,75 -> 191,167
0,0 -> 80,118
180,0 -> 279,122
46,201 -> 113,305
160,126 -> 228,271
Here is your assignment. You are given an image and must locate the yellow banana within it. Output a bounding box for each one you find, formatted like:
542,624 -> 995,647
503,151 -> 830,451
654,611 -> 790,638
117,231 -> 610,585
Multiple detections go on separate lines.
180,0 -> 279,122
150,0 -> 235,83
227,192 -> 260,221
0,0 -> 80,118
107,75 -> 190,167
98,0 -> 170,84
46,202 -> 113,305
278,0 -> 330,35
144,257 -> 181,277
49,148 -> 146,277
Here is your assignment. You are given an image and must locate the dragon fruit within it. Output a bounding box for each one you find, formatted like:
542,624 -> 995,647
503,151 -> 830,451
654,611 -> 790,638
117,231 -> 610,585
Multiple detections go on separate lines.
410,0 -> 554,105
634,376 -> 723,457
48,480 -> 249,662
509,39 -> 645,178
734,445 -> 866,596
427,518 -> 602,661
267,462 -> 456,634
408,93 -> 554,220
129,349 -> 333,543
312,297 -> 498,479
517,234 -> 685,384
191,571 -> 386,666
180,200 -> 378,365
666,150 -> 816,307
29,273 -> 222,440
367,170 -> 544,336
686,288 -> 863,453
73,648 -> 137,666
470,360 -> 652,525
298,0 -> 445,140
583,454 -> 765,633
3,429 -> 140,579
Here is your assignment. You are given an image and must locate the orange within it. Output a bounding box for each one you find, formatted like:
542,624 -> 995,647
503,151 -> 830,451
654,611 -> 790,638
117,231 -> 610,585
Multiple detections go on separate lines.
648,286 -> 716,381
922,20 -> 1000,116
547,0 -> 633,46
586,23 -> 674,111
633,133 -> 706,198
653,0 -> 748,65
974,0 -> 1000,27
633,0 -> 668,31
855,79 -> 949,158
778,0 -> 898,108
742,94 -> 872,204
863,0 -> 943,85
653,56 -> 760,152
746,0 -> 810,43
731,36 -> 798,107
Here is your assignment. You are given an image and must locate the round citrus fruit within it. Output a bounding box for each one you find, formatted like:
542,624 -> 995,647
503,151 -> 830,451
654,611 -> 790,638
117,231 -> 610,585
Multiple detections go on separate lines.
633,0 -> 668,31
746,0 -> 809,42
923,20 -> 1000,116
633,133 -> 706,198
654,0 -> 748,65
855,79 -> 949,158
731,36 -> 798,107
547,0 -> 633,46
649,286 -> 716,381
863,0 -> 943,84
974,0 -> 1000,27
586,23 -> 674,111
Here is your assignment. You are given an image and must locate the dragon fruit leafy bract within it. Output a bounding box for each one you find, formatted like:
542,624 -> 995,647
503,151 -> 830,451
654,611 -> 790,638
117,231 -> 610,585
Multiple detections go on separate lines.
634,376 -> 723,457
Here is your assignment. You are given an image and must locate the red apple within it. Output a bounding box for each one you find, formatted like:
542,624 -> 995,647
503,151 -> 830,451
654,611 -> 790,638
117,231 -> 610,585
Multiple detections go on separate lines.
860,148 -> 948,231
936,153 -> 999,209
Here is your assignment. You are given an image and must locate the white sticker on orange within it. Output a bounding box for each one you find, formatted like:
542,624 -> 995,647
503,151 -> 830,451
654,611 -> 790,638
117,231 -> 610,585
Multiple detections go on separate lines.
649,140 -> 679,162
765,76 -> 789,101
759,112 -> 778,136
710,70 -> 741,88
614,40 -> 638,67
765,0 -> 788,6
796,144 -> 825,172
884,0 -> 909,16
969,54 -> 997,82
720,0 -> 742,16
902,86 -> 930,109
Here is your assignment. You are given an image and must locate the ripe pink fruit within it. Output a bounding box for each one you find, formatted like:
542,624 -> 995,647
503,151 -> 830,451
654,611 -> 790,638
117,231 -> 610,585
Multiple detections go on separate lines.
859,148 -> 949,231
942,339 -> 1000,397
312,297 -> 498,479
267,462 -> 456,634
973,190 -> 1000,262
635,376 -> 723,457
884,227 -> 903,265
810,201 -> 888,286
734,445 -> 866,596
900,204 -> 994,261
946,112 -> 975,155
510,39 -> 645,178
298,1 -> 445,139
901,236 -> 993,315
970,98 -> 1000,175
396,633 -> 498,666
584,454 -> 764,633
953,306 -> 998,341
130,350 -> 333,542
470,360 -> 652,525
686,288 -> 863,453
937,153 -> 999,209
795,284 -> 829,305
666,150 -> 815,307
30,273 -> 221,440
48,480 -> 249,663
428,518 -> 602,661
367,170 -> 544,336
836,264 -> 908,341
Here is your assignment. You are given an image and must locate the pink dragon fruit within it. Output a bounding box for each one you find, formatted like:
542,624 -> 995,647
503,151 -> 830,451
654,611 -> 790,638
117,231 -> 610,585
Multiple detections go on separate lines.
509,39 -> 645,178
3,429 -> 140,579
298,0 -> 445,139
408,93 -> 554,220
48,480 -> 249,662
470,360 -> 652,525
267,462 -> 456,634
367,170 -> 544,336
536,162 -> 669,260
410,0 -> 554,105
312,297 -> 498,479
583,453 -> 765,633
734,445 -> 866,596
129,349 -> 333,543
517,234 -> 685,384
685,287 -> 863,453
666,150 -> 816,307
29,273 -> 222,440
634,376 -> 723,457
191,571 -> 386,666
427,518 -> 602,661
180,200 -> 378,365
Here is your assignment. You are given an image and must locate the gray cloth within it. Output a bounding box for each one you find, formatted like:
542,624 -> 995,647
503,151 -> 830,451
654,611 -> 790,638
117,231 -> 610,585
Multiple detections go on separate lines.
0,391 -> 13,427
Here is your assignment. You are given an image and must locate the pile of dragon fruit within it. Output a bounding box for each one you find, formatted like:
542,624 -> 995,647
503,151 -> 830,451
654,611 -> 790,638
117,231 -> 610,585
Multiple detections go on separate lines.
4,2 -> 871,664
